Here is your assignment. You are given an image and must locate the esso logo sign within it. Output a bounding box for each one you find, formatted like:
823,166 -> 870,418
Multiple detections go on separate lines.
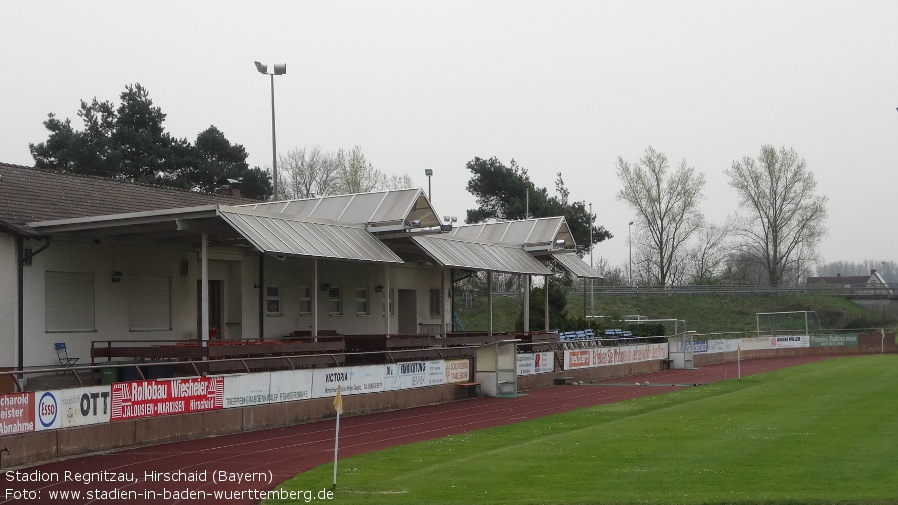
38,392 -> 58,428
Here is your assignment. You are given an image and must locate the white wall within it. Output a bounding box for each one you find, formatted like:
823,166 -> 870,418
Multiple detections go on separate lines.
0,234 -> 18,368
22,238 -> 258,367
19,236 -> 453,367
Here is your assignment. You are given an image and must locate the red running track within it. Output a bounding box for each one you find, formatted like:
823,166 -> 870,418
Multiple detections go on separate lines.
1,355 -> 837,505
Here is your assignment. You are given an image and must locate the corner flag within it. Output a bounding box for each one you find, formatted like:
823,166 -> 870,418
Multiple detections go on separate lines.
333,385 -> 343,415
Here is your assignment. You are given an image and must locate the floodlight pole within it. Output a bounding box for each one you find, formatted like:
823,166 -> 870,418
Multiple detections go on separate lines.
255,61 -> 286,200
589,203 -> 594,317
425,169 -> 433,200
628,221 -> 634,286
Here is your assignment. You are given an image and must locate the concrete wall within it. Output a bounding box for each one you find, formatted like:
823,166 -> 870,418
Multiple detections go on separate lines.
0,234 -> 17,368
0,383 -> 458,468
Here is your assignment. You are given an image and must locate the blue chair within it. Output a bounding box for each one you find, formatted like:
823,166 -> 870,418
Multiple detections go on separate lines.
55,342 -> 79,367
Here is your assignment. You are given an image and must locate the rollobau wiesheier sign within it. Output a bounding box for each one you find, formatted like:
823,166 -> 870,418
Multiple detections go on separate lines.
110,377 -> 223,421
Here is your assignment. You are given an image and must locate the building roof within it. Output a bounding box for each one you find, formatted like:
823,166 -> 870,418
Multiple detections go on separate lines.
239,188 -> 440,230
445,217 -> 575,249
806,272 -> 879,285
0,163 -> 257,237
552,252 -> 603,279
411,235 -> 552,275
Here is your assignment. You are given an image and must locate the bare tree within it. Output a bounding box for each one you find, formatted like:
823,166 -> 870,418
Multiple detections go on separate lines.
279,146 -> 339,199
279,145 -> 414,198
334,145 -> 386,194
616,146 -> 706,286
684,222 -> 731,284
726,145 -> 828,286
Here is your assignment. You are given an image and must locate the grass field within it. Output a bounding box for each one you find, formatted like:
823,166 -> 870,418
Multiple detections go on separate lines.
268,355 -> 898,505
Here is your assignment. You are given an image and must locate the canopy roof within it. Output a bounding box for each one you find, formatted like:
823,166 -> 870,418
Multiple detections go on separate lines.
30,205 -> 402,264
552,252 -> 603,279
411,236 -> 552,275
240,188 -> 440,230
446,217 -> 576,250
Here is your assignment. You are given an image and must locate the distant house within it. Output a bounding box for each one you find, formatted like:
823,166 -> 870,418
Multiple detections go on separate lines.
1,163 -> 599,373
806,270 -> 891,295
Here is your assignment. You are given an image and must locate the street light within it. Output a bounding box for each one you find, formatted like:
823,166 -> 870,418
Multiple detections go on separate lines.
254,61 -> 286,200
589,203 -> 594,317
628,221 -> 634,286
424,169 -> 433,200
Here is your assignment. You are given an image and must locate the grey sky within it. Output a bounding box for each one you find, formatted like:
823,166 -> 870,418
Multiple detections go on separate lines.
3,1 -> 896,270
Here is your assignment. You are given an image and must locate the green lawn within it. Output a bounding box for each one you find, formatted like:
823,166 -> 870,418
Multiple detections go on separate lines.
267,355 -> 898,505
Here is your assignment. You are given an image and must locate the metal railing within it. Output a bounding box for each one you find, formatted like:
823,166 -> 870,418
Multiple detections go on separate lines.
568,283 -> 898,297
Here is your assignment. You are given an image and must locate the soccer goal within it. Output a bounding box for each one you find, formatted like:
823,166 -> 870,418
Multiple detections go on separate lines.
756,311 -> 822,336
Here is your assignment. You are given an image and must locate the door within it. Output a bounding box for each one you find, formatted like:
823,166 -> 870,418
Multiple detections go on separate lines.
397,289 -> 417,334
197,280 -> 223,340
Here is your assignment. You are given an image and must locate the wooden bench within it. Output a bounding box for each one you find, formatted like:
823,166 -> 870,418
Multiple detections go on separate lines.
456,381 -> 481,398
554,376 -> 575,385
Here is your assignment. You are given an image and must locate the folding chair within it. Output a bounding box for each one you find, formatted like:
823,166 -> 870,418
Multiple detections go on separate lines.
55,342 -> 79,367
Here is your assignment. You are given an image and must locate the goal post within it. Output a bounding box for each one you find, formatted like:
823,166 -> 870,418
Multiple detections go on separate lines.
755,311 -> 821,336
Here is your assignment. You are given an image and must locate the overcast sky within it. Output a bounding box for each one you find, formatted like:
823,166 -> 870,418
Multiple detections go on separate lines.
3,1 -> 897,270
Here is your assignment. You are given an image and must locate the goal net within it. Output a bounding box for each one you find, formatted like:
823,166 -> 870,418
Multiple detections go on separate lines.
755,311 -> 822,336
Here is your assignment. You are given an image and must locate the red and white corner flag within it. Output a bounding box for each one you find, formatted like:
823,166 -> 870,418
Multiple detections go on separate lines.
333,385 -> 343,489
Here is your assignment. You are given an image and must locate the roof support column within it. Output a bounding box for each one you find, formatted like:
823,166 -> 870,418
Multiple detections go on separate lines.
312,258 -> 318,342
384,263 -> 391,337
523,274 -> 530,333
544,274 -> 550,332
488,271 -> 493,337
440,268 -> 447,337
201,233 -> 209,348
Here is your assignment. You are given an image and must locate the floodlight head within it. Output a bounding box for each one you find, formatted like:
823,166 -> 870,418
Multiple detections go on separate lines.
272,63 -> 286,75
424,169 -> 433,176
555,239 -> 565,246
628,221 -> 634,225
411,220 -> 422,227
254,61 -> 267,74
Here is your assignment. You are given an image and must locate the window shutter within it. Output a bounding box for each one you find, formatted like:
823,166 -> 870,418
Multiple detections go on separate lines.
45,271 -> 95,332
129,276 -> 172,331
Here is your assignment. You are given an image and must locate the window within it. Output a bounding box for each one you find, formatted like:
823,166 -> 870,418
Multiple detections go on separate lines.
45,271 -> 95,332
129,275 -> 172,331
328,287 -> 343,315
356,288 -> 369,315
298,285 -> 312,315
382,288 -> 395,316
266,286 -> 282,316
429,288 -> 442,317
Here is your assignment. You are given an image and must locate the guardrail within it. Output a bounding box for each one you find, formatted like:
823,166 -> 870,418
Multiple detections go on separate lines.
566,283 -> 898,297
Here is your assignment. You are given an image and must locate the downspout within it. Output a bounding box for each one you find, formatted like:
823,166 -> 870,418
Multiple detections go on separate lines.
258,253 -> 265,340
18,236 -> 51,374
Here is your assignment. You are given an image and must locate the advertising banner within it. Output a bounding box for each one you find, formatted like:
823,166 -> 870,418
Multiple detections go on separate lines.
223,373 -> 273,408
773,335 -> 810,349
269,369 -> 314,403
312,367 -> 353,398
110,377 -> 224,421
517,352 -> 555,375
0,392 -> 34,435
811,334 -> 857,347
445,359 -> 470,383
345,365 -> 387,395
34,386 -> 111,430
384,361 -> 444,390
564,344 -> 667,370
738,336 -> 776,351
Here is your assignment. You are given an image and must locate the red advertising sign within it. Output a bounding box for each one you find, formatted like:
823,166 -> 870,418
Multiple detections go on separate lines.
110,377 -> 223,421
0,392 -> 35,435
567,350 -> 591,368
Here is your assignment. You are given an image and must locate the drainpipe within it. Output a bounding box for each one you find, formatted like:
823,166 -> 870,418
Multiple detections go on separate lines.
18,236 -> 51,375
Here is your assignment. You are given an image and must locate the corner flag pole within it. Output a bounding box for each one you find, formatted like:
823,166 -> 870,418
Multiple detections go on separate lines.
333,385 -> 343,490
737,341 -> 742,380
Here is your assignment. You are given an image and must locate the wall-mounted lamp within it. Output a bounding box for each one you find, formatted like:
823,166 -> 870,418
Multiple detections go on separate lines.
555,239 -> 566,247
410,220 -> 422,228
320,283 -> 330,291
375,284 -> 384,293
112,271 -> 123,283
